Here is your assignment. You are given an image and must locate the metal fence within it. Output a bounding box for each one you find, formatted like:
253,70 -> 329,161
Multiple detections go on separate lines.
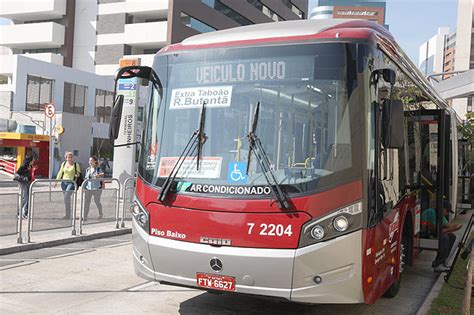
122,177 -> 136,226
0,181 -> 21,237
79,178 -> 121,234
0,177 -> 132,244
26,179 -> 78,242
30,190 -> 75,231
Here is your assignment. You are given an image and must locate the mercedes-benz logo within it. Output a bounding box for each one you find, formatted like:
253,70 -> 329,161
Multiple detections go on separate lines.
210,257 -> 223,272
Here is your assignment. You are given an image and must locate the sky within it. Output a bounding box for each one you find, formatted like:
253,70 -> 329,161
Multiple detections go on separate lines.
308,0 -> 459,64
0,17 -> 11,25
385,0 -> 458,63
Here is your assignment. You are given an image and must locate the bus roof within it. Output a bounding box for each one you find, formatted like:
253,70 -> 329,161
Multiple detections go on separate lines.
160,19 -> 393,53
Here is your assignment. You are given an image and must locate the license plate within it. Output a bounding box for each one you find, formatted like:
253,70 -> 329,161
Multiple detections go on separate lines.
196,273 -> 235,292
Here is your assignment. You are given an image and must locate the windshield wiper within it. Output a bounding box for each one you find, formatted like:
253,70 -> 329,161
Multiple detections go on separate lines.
196,102 -> 207,170
246,102 -> 290,210
158,102 -> 207,202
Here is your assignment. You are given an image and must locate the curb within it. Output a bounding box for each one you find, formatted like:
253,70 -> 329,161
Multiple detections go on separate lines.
416,271 -> 445,315
0,228 -> 131,256
416,211 -> 471,315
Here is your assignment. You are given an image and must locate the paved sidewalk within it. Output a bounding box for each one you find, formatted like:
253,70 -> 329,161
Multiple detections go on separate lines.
416,209 -> 472,315
0,221 -> 131,255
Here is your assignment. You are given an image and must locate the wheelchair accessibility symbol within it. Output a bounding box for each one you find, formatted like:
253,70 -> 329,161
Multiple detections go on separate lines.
227,162 -> 248,184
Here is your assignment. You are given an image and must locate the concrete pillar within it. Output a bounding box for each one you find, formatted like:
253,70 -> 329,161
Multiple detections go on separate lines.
112,58 -> 141,184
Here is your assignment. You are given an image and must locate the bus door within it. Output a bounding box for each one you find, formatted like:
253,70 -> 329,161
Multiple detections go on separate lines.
366,97 -> 405,298
413,109 -> 450,250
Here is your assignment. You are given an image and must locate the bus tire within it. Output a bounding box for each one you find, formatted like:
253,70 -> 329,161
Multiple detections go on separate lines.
383,242 -> 404,298
384,225 -> 410,298
383,277 -> 400,298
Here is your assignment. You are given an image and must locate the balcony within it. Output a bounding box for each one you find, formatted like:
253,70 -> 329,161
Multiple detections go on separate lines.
124,21 -> 167,48
98,0 -> 168,19
0,0 -> 66,22
0,22 -> 65,49
21,53 -> 63,65
94,54 -> 156,76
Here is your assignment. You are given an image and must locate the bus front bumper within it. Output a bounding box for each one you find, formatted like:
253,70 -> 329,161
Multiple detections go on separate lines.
132,219 -> 363,304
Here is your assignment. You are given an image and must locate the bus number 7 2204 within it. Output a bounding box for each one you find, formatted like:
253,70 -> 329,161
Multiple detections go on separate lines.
247,223 -> 293,237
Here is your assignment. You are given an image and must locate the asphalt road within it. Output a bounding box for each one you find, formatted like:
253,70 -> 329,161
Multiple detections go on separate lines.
0,235 -> 439,314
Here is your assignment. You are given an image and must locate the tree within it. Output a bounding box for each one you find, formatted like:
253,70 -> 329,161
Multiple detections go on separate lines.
458,112 -> 474,169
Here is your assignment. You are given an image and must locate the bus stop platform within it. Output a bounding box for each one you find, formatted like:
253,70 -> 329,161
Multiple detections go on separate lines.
417,209 -> 473,314
0,222 -> 131,256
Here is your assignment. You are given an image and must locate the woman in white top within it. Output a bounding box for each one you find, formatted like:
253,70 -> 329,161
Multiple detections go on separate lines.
83,156 -> 104,221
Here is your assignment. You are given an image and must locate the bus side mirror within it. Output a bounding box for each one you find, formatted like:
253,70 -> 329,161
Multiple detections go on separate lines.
382,99 -> 404,148
109,95 -> 124,141
381,69 -> 396,85
371,68 -> 396,86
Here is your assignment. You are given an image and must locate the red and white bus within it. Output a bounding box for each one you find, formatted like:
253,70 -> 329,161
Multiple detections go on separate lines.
110,19 -> 459,304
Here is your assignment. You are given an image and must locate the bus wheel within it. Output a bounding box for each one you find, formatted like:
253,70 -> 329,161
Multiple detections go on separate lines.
383,275 -> 400,298
384,233 -> 409,298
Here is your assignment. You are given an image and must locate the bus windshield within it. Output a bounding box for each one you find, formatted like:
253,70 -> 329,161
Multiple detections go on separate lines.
138,42 -> 362,196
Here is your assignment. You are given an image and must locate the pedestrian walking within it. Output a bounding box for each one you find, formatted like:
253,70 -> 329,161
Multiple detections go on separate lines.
14,155 -> 37,218
55,151 -> 81,220
83,156 -> 104,221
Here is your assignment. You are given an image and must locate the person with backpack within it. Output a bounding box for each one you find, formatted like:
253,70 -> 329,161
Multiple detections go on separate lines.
99,157 -> 110,176
55,151 -> 81,220
15,155 -> 37,219
83,156 -> 104,221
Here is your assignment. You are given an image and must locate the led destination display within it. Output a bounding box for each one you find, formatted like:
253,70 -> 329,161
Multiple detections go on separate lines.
169,56 -> 315,86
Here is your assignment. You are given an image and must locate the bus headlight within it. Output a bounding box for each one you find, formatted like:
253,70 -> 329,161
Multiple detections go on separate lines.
310,225 -> 325,240
333,215 -> 349,232
299,202 -> 362,247
130,199 -> 149,233
137,212 -> 148,225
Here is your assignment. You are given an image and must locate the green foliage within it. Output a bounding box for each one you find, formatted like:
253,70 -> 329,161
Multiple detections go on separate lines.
458,112 -> 474,141
458,112 -> 474,166
394,76 -> 423,108
428,232 -> 473,315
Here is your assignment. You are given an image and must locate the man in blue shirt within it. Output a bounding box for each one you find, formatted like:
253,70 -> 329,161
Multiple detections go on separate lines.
421,201 -> 462,272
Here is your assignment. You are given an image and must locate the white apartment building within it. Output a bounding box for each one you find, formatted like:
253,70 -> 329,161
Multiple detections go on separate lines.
451,0 -> 474,118
0,0 -> 169,75
94,0 -> 168,75
418,27 -> 450,76
418,0 -> 474,120
0,0 -> 71,66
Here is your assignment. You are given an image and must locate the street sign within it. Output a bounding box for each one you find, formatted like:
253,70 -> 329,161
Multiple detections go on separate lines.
45,103 -> 55,118
118,81 -> 136,90
45,103 -> 55,181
